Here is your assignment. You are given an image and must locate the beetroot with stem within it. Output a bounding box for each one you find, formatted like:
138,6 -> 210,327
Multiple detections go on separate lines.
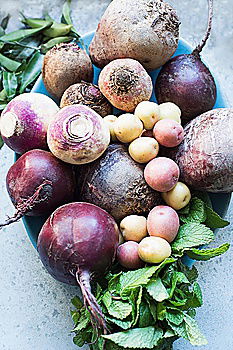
155,0 -> 216,123
37,202 -> 119,332
0,149 -> 75,229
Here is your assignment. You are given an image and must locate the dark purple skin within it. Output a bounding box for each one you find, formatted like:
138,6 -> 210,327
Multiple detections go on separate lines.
77,144 -> 162,221
0,93 -> 59,154
37,202 -> 119,330
0,150 -> 75,229
155,54 -> 217,123
164,108 -> 233,193
117,241 -> 144,269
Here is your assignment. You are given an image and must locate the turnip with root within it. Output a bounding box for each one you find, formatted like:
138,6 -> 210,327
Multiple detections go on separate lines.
98,58 -> 153,112
89,0 -> 180,71
165,108 -> 233,193
155,0 -> 217,123
37,202 -> 119,333
0,150 -> 75,229
47,105 -> 110,165
42,43 -> 93,100
0,93 -> 59,154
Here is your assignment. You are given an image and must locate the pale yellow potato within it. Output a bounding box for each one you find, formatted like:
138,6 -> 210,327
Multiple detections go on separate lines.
134,101 -> 160,130
103,115 -> 118,141
120,215 -> 147,242
162,182 -> 191,210
129,137 -> 159,164
158,102 -> 181,124
138,236 -> 171,264
114,114 -> 143,143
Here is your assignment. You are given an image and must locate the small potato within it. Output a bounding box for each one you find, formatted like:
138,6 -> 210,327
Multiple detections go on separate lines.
103,115 -> 118,141
144,157 -> 180,192
114,114 -> 143,143
129,137 -> 159,164
162,182 -> 191,210
153,119 -> 184,148
159,102 -> 181,124
141,129 -> 154,138
120,215 -> 147,242
117,241 -> 144,269
138,236 -> 171,264
134,101 -> 160,130
147,205 -> 179,243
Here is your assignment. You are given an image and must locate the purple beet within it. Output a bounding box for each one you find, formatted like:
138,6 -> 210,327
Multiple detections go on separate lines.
37,202 -> 119,331
0,93 -> 59,154
0,149 -> 75,229
155,0 -> 216,123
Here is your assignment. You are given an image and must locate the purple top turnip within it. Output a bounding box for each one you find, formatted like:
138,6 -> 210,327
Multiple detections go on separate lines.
47,104 -> 110,165
0,149 -> 75,229
37,202 -> 119,331
0,93 -> 59,154
155,0 -> 216,123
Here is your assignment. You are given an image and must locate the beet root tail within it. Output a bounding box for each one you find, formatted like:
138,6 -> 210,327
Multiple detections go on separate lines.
76,270 -> 108,335
0,179 -> 52,230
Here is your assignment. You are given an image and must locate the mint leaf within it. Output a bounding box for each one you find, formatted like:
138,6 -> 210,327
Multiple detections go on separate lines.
180,198 -> 206,224
70,310 -> 80,325
178,263 -> 198,283
146,278 -> 169,302
130,287 -> 142,326
102,292 -> 132,320
205,205 -> 230,229
186,243 -> 230,261
167,320 -> 189,340
71,296 -> 83,309
193,191 -> 212,207
172,223 -> 215,252
166,309 -> 184,325
157,303 -> 166,321
184,314 -> 207,346
73,334 -> 85,347
138,301 -> 154,328
184,282 -> 203,309
106,316 -> 132,330
169,272 -> 189,297
102,327 -> 163,349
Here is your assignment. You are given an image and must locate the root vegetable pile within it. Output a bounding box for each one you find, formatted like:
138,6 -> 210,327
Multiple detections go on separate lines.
0,1 -> 232,349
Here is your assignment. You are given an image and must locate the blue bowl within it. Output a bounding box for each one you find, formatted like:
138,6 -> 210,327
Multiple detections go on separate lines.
23,31 -> 231,255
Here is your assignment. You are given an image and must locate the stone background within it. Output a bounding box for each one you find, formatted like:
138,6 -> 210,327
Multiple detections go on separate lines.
0,0 -> 232,349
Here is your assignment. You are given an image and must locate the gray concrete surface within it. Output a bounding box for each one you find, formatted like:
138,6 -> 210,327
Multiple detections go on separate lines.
0,0 -> 232,349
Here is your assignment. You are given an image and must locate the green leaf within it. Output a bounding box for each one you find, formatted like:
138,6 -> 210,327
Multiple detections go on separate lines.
21,17 -> 52,29
102,292 -> 132,320
0,103 -> 7,110
19,51 -> 43,93
1,15 -> 10,30
178,263 -> 198,283
193,191 -> 212,207
43,22 -> 72,38
0,135 -> 4,149
172,223 -> 215,253
138,301 -> 154,328
73,333 -> 85,347
62,0 -> 73,25
0,53 -> 21,71
102,327 -> 163,349
0,89 -> 7,102
72,314 -> 90,332
178,203 -> 190,215
3,71 -> 18,100
167,320 -> 189,340
166,309 -> 184,326
205,205 -> 230,228
40,36 -> 72,53
119,259 -> 176,297
130,287 -> 142,326
183,314 -> 207,346
186,243 -> 230,261
180,197 -> 206,224
71,296 -> 83,309
107,272 -> 122,293
0,26 -> 5,37
169,272 -> 190,298
70,310 -> 80,325
157,303 -> 166,321
106,316 -> 132,330
146,278 -> 169,302
0,23 -> 52,42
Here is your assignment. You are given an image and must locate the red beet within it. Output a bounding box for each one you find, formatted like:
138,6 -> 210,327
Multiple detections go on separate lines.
37,202 -> 119,331
0,150 -> 75,229
155,0 -> 216,123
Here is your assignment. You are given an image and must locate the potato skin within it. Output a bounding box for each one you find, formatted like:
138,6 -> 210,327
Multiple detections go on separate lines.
42,43 -> 93,100
166,108 -> 233,193
89,0 -> 180,71
78,144 -> 161,221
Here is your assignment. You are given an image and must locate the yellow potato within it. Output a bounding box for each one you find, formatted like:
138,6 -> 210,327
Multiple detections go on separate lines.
114,114 -> 143,143
138,236 -> 171,263
103,115 -> 118,141
162,182 -> 191,210
134,101 -> 160,130
120,215 -> 147,242
129,137 -> 159,164
159,102 -> 181,124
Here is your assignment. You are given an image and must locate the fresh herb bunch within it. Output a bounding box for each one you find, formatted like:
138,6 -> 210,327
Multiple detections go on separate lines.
0,0 -> 80,148
71,194 -> 230,349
